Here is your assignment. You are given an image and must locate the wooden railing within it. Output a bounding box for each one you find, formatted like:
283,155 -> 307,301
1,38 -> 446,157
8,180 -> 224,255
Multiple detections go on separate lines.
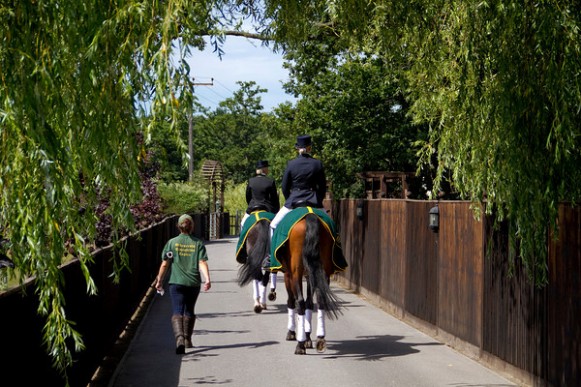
329,198 -> 580,386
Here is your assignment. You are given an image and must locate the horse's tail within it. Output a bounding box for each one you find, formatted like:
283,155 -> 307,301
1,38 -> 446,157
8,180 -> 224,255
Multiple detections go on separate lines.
303,213 -> 342,320
237,219 -> 270,287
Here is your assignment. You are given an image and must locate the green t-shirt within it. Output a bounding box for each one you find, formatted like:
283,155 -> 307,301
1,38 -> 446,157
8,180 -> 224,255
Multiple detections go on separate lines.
161,233 -> 208,287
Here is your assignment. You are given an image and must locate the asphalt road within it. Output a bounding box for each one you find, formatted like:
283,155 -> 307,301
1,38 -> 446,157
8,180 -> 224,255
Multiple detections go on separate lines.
109,237 -> 519,387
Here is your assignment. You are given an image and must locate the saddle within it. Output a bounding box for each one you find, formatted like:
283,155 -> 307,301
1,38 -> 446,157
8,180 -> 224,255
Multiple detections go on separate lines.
236,211 -> 275,264
247,205 -> 269,214
291,200 -> 318,209
269,207 -> 348,273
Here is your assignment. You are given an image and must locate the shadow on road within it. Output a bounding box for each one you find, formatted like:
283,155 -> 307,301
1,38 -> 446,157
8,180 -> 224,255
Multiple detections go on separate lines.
325,334 -> 442,361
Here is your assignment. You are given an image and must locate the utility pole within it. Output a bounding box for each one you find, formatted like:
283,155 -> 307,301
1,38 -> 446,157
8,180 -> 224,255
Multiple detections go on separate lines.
188,78 -> 213,181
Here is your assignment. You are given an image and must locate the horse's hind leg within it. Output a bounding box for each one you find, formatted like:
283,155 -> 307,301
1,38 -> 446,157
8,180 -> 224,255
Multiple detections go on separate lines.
252,279 -> 262,313
258,270 -> 268,310
286,277 -> 308,354
304,282 -> 314,349
268,271 -> 277,301
295,298 -> 307,355
285,275 -> 296,341
305,308 -> 313,349
315,305 -> 327,352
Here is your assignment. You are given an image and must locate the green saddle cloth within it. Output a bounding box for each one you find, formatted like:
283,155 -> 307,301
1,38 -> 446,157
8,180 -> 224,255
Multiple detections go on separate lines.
270,207 -> 348,274
236,211 -> 275,264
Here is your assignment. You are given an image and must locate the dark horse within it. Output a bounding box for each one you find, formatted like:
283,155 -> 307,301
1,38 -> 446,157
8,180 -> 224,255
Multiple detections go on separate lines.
236,215 -> 276,313
275,212 -> 342,355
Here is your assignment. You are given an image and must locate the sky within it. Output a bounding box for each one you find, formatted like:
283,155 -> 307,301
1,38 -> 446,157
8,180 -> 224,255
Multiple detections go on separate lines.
186,36 -> 297,112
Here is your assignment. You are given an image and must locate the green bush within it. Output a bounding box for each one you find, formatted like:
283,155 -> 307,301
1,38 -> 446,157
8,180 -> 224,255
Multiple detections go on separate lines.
157,180 -> 208,215
223,181 -> 246,216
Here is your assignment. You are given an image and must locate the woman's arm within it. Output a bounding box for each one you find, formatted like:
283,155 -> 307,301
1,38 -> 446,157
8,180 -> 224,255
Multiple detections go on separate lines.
199,260 -> 211,291
155,259 -> 171,291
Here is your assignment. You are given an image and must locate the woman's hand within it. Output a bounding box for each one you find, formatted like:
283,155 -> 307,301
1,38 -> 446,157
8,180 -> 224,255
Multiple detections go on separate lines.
155,277 -> 163,291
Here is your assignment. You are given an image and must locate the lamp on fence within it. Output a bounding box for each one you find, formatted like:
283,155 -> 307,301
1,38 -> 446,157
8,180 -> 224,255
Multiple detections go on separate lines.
428,205 -> 439,232
356,200 -> 364,220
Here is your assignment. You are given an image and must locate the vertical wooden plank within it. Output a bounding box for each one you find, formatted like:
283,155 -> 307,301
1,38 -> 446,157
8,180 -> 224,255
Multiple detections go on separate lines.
548,204 -> 581,385
380,200 -> 406,307
482,217 -> 545,374
362,200 -> 382,295
336,200 -> 364,290
405,200 -> 438,325
438,202 -> 483,346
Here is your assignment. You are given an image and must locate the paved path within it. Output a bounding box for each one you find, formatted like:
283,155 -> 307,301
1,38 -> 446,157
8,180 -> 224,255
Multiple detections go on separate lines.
110,237 -> 519,387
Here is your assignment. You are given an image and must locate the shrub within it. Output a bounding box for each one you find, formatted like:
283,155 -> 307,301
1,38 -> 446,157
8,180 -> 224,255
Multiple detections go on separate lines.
157,181 -> 208,215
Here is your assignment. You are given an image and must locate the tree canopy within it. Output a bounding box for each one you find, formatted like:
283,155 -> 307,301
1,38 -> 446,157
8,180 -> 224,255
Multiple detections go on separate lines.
282,37 -> 427,197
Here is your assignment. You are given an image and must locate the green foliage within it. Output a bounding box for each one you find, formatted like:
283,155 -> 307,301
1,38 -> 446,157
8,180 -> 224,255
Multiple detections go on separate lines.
193,81 -> 290,183
147,119 -> 190,182
157,180 -> 209,215
283,42 -> 428,198
394,1 -> 581,286
223,181 -> 248,215
0,0 -> 271,378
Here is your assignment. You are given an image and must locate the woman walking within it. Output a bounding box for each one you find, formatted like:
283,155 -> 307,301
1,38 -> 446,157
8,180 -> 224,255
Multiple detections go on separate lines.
155,214 -> 211,354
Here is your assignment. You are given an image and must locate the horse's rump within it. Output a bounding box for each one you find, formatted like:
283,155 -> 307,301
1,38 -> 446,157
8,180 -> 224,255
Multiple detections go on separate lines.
288,213 -> 342,319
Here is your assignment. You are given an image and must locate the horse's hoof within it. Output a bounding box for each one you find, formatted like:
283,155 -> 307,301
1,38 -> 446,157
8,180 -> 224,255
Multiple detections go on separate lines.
286,330 -> 296,341
305,332 -> 313,348
254,304 -> 262,313
268,290 -> 276,301
295,341 -> 306,355
316,337 -> 327,353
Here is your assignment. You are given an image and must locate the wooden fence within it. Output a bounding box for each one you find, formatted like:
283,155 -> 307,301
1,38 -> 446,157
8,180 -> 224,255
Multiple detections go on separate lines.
329,198 -> 580,386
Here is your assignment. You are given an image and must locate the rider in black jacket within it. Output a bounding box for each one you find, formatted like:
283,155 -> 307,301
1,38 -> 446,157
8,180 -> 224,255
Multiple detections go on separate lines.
241,160 -> 280,227
270,134 -> 326,233
241,159 -> 280,308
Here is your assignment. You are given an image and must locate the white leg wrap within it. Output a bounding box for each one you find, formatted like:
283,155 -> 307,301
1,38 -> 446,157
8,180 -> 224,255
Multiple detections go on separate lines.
305,309 -> 313,333
252,280 -> 259,300
317,309 -> 326,337
296,314 -> 306,342
259,281 -> 267,304
270,272 -> 277,290
287,308 -> 296,331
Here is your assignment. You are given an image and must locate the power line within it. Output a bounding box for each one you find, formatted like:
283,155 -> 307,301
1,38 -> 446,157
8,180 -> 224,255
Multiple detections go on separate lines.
213,79 -> 235,94
187,79 -> 214,181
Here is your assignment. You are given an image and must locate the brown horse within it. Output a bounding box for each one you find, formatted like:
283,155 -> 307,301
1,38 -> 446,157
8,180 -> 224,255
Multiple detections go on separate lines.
276,212 -> 342,354
236,216 -> 276,313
